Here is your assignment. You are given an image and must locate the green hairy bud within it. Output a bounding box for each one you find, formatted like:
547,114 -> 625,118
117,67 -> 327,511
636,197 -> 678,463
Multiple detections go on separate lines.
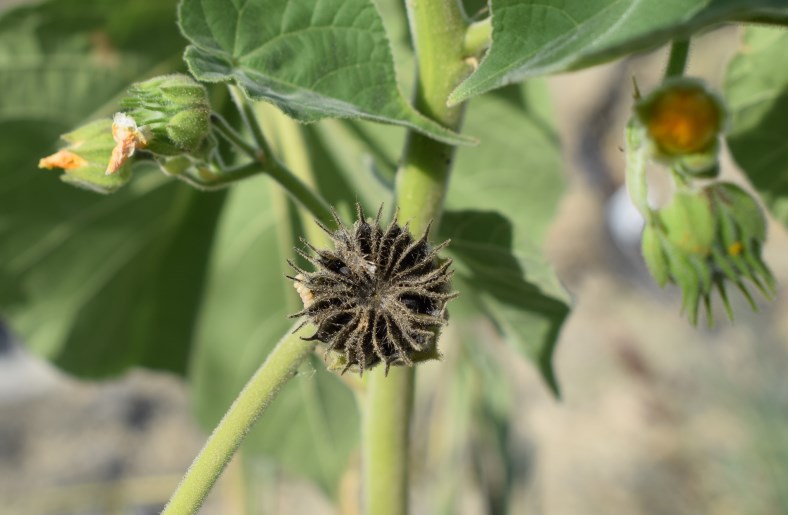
119,74 -> 211,155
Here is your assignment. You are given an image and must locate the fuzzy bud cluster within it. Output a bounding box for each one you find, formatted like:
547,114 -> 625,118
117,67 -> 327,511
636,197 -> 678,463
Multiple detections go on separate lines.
119,74 -> 211,156
38,74 -> 215,193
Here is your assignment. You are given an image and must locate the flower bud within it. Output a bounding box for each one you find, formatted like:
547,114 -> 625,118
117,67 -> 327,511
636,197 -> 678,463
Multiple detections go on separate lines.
706,183 -> 775,299
641,184 -> 775,325
119,74 -> 211,156
38,119 -> 131,194
634,78 -> 726,177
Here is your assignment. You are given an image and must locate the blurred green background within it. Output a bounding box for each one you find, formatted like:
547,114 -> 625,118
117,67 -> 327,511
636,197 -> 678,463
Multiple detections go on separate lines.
0,1 -> 787,514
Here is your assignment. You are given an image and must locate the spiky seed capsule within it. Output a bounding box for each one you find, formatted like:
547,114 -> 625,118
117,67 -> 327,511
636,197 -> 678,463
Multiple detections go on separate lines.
288,205 -> 458,375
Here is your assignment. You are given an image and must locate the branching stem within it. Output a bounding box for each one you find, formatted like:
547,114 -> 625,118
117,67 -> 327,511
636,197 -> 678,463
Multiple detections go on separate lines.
210,113 -> 259,159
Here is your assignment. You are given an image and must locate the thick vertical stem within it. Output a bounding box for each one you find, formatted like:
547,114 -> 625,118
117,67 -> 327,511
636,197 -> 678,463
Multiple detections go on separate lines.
362,2 -> 472,515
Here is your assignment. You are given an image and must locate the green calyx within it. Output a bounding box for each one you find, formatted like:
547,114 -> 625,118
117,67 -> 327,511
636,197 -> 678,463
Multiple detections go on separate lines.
38,119 -> 131,194
641,183 -> 775,325
120,74 -> 211,155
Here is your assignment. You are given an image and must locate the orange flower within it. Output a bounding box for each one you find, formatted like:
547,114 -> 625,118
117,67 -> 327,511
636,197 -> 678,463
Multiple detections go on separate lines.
38,150 -> 87,170
642,85 -> 722,155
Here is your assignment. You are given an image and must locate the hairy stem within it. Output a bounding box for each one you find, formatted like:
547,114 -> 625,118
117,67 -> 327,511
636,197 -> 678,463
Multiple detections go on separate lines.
161,325 -> 316,515
181,161 -> 266,189
257,103 -> 335,245
664,38 -> 690,79
266,159 -> 334,228
179,157 -> 332,227
362,1 -> 472,515
211,113 -> 259,159
229,86 -> 274,160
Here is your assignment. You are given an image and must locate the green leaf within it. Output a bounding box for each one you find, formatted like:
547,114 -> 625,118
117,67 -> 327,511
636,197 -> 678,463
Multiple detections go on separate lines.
725,27 -> 788,229
450,0 -> 788,104
440,82 -> 569,395
178,0 -> 473,145
189,176 -> 359,493
0,0 -> 227,377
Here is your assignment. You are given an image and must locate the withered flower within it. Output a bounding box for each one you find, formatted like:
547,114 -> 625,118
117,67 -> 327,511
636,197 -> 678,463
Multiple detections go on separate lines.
289,205 -> 457,374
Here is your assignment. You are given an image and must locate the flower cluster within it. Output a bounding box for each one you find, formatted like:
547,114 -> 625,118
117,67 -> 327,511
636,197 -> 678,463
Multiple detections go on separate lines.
628,78 -> 775,324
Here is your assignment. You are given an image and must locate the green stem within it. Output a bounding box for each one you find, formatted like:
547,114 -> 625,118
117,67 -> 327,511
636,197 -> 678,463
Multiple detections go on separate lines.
464,17 -> 491,58
179,159 -> 332,226
267,159 -> 334,228
259,104 -> 335,245
362,1 -> 472,515
229,86 -> 274,160
161,325 -> 317,515
180,161 -> 265,190
664,38 -> 690,79
210,113 -> 259,159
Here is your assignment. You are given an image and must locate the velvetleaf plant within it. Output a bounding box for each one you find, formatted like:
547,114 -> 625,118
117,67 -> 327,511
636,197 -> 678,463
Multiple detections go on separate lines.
1,0 -> 787,514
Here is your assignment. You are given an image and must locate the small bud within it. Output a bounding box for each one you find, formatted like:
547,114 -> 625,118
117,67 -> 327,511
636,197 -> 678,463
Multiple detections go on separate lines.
634,78 -> 726,177
119,74 -> 211,156
38,119 -> 132,194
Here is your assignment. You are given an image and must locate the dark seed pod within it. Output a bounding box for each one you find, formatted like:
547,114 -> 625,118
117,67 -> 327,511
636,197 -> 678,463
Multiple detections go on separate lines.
288,205 -> 457,374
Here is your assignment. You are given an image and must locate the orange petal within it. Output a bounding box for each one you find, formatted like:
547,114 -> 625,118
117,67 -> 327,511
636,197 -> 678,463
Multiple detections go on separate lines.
106,138 -> 136,175
38,150 -> 87,170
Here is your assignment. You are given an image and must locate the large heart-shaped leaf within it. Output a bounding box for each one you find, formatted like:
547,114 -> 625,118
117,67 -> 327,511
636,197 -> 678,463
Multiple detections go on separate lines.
450,0 -> 788,104
0,0 -> 227,377
725,27 -> 788,229
178,0 -> 473,145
